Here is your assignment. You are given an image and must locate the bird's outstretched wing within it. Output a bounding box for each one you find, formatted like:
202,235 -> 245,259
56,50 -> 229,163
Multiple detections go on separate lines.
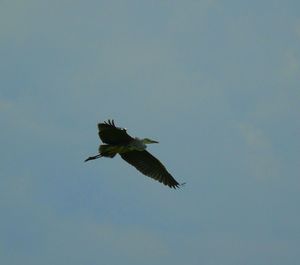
120,150 -> 181,189
98,120 -> 133,144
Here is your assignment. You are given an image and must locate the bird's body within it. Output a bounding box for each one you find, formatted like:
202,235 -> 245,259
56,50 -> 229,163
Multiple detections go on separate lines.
85,120 -> 182,189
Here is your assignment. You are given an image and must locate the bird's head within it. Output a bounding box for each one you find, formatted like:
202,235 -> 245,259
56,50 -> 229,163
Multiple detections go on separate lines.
142,138 -> 159,144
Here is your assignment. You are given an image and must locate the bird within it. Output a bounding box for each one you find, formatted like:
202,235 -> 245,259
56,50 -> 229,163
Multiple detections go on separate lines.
85,119 -> 183,189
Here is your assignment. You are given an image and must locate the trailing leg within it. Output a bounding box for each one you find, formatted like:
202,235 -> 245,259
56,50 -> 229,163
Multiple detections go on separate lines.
84,154 -> 102,162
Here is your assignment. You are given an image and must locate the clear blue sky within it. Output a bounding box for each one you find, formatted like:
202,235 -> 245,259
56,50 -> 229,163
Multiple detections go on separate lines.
1,1 -> 299,264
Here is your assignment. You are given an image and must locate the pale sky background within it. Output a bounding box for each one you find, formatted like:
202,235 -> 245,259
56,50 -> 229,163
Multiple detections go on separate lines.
1,1 -> 300,264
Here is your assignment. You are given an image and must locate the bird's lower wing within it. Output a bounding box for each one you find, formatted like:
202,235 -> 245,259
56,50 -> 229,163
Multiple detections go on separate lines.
120,150 -> 180,189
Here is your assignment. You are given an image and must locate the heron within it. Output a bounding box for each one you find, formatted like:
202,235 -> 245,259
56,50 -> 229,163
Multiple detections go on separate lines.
85,119 -> 183,189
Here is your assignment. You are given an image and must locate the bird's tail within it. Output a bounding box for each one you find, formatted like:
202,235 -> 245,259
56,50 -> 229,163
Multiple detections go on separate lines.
99,144 -> 119,158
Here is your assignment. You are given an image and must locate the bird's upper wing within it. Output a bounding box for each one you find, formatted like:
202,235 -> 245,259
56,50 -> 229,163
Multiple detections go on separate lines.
120,150 -> 181,189
98,120 -> 133,144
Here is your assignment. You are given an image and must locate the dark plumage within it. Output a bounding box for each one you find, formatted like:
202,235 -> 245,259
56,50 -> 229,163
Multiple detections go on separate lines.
85,119 -> 183,189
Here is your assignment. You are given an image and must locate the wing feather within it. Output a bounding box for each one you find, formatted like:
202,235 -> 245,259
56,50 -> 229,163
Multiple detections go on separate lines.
120,150 -> 180,189
98,120 -> 133,144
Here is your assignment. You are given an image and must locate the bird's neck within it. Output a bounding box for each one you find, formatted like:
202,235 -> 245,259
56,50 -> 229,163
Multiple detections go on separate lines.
131,138 -> 147,151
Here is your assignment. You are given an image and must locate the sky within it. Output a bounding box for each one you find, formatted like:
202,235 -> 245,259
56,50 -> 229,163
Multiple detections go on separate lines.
1,0 -> 300,264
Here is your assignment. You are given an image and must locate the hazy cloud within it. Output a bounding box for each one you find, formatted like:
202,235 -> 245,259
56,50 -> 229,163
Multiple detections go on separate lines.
1,1 -> 299,265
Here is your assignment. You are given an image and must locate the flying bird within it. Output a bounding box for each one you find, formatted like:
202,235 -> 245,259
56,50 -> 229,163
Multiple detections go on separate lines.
85,119 -> 183,189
